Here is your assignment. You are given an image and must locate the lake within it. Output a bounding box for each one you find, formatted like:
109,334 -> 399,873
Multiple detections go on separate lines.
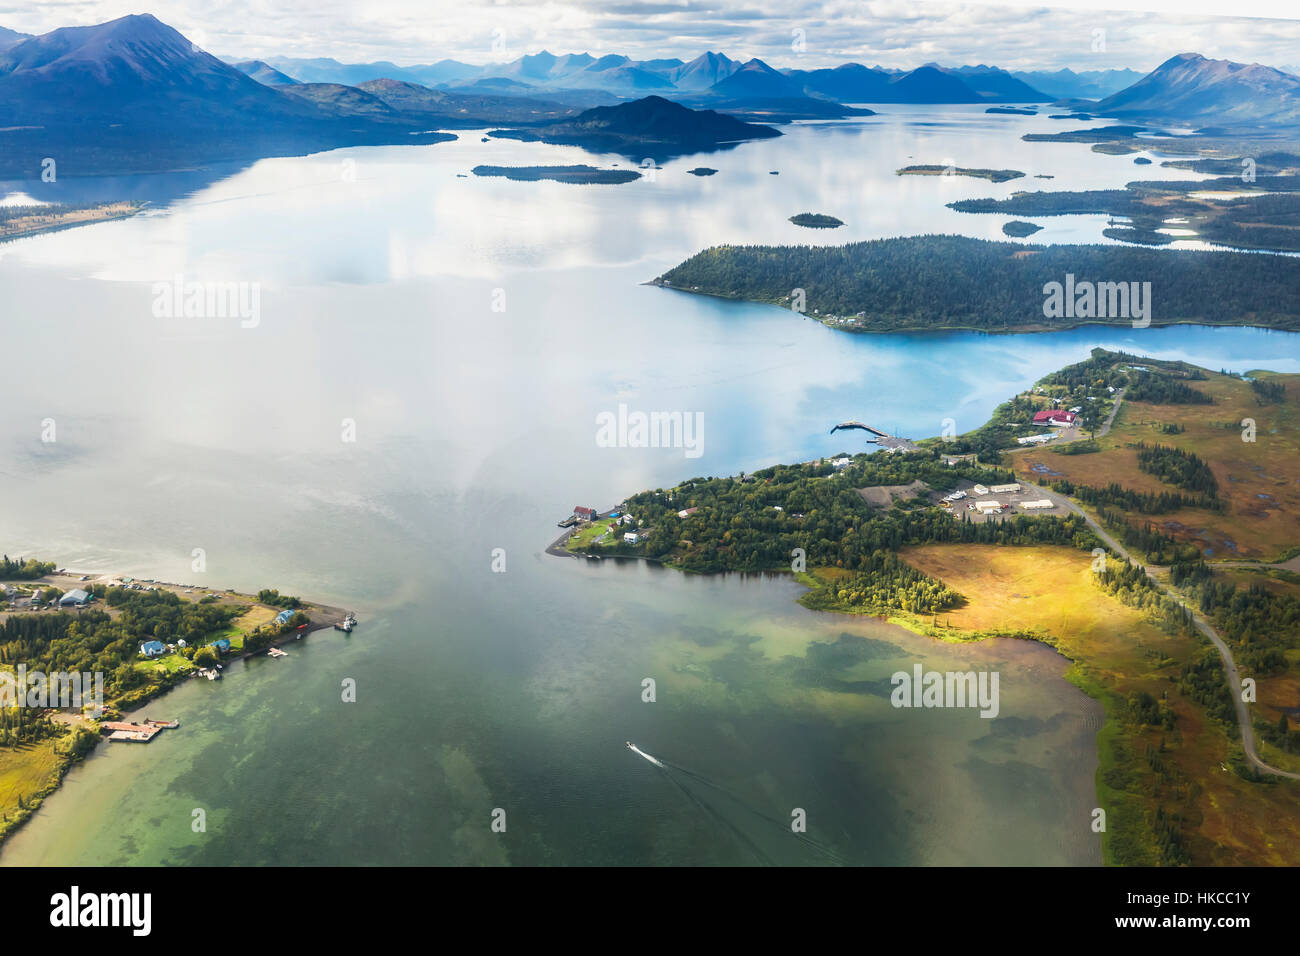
0,106 -> 1296,864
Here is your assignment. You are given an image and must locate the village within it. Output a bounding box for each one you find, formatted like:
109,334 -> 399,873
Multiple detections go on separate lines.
0,568 -> 357,743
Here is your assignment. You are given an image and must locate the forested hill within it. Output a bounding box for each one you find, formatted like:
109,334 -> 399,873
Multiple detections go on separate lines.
653,235 -> 1300,333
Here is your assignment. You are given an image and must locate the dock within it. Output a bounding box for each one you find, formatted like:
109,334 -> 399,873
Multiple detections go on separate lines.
829,421 -> 917,452
102,718 -> 179,743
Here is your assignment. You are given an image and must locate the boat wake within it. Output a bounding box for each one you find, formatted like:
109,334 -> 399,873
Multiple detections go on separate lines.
626,741 -> 666,768
625,741 -> 848,866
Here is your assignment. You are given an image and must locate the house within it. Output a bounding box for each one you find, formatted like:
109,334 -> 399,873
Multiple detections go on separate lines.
1032,410 -> 1076,427
676,507 -> 698,519
275,609 -> 297,625
971,484 -> 989,496
623,532 -> 641,544
831,457 -> 852,469
573,506 -> 598,521
989,483 -> 1021,494
59,588 -> 91,607
139,640 -> 166,658
211,638 -> 232,654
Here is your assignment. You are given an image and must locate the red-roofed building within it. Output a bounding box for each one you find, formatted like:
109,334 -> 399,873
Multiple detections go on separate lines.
1033,410 -> 1076,426
574,506 -> 598,521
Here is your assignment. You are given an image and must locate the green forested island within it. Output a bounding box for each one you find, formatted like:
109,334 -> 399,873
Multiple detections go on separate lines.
652,235 -> 1300,332
1001,220 -> 1043,237
897,165 -> 1024,182
789,213 -> 844,228
471,164 -> 641,184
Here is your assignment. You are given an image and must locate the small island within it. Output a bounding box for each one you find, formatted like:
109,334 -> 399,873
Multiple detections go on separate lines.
471,164 -> 641,185
789,213 -> 844,229
1133,156 -> 1152,164
897,165 -> 1025,183
986,106 -> 1036,115
687,167 -> 718,176
1001,220 -> 1043,237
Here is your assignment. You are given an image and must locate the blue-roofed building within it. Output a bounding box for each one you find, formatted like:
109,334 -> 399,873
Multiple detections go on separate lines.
275,609 -> 296,624
211,638 -> 232,654
139,640 -> 166,658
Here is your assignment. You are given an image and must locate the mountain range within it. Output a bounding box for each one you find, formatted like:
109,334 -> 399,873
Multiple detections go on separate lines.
2,11 -> 1298,178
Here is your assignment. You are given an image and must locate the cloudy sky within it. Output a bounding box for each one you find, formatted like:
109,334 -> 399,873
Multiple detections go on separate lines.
5,0 -> 1299,71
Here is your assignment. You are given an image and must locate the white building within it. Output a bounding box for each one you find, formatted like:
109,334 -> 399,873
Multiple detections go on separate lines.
624,532 -> 641,544
975,500 -> 1003,513
972,484 -> 989,496
1021,499 -> 1056,511
989,483 -> 1020,494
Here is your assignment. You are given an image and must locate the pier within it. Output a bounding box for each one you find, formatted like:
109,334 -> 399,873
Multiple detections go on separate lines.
102,718 -> 179,743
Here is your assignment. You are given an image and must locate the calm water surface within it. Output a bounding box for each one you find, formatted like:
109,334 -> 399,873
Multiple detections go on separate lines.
1,108 -> 1296,864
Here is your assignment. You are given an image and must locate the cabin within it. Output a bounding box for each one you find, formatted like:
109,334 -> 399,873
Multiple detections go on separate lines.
139,640 -> 166,658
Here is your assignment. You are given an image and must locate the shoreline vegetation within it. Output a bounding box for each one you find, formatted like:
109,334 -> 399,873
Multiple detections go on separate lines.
947,170 -> 1300,254
896,164 -> 1025,182
650,234 -> 1300,333
0,200 -> 146,242
550,349 -> 1300,864
0,568 -> 349,846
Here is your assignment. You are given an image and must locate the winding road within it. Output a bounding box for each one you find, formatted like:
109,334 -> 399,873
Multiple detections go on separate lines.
1020,478 -> 1300,780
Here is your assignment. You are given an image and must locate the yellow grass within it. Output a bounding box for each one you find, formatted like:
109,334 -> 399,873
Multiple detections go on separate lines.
0,738 -> 66,833
901,543 -> 1300,865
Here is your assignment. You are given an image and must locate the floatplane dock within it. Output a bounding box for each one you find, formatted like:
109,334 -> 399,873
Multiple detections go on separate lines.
102,718 -> 179,743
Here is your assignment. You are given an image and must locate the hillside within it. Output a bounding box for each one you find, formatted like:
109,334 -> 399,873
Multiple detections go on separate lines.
488,94 -> 781,158
1096,53 -> 1300,126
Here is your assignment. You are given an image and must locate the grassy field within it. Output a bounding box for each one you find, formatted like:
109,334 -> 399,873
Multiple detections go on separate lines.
0,737 -> 70,840
1014,369 -> 1300,561
900,543 -> 1300,865
565,520 -> 616,551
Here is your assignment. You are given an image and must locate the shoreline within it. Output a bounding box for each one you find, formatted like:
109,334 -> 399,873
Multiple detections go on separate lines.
0,569 -> 354,848
643,283 -> 1300,336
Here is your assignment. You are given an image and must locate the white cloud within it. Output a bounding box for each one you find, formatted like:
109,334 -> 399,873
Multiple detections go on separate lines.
3,0 -> 1299,72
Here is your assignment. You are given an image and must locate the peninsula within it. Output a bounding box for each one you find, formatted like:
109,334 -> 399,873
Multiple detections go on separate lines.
552,349 -> 1300,866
